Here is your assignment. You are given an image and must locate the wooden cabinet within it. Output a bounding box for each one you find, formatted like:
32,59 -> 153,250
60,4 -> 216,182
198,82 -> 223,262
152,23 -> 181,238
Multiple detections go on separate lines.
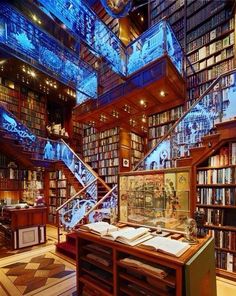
76,231 -> 216,296
0,206 -> 47,249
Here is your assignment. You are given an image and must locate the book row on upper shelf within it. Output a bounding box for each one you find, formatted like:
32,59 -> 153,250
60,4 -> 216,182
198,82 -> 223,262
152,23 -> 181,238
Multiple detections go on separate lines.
187,59 -> 234,87
187,32 -> 234,64
216,250 -> 236,272
186,1 -> 226,31
197,187 -> 236,206
197,168 -> 236,185
213,229 -> 236,252
148,106 -> 183,127
197,207 -> 235,228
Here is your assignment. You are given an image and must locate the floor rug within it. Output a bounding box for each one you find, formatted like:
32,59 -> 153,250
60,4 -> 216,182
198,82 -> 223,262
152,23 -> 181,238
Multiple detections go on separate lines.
0,247 -> 76,296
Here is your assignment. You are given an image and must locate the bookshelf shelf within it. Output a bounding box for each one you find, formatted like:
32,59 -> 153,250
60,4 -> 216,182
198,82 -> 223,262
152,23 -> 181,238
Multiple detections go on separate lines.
195,141 -> 236,278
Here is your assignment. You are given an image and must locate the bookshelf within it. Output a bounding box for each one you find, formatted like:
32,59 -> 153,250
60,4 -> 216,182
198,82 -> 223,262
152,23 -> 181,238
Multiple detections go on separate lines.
195,141 -> 236,280
20,88 -> 47,137
148,106 -> 183,149
21,169 -> 44,206
83,126 -> 99,170
150,0 -> 235,108
47,169 -> 76,225
76,230 -> 216,296
83,126 -> 145,186
0,152 -> 21,202
130,132 -> 145,168
98,127 -> 120,185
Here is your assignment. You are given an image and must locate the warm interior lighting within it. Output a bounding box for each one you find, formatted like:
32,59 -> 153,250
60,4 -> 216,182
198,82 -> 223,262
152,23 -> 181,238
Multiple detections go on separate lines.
30,71 -> 36,77
160,90 -> 166,97
142,114 -> 146,123
140,16 -> 144,22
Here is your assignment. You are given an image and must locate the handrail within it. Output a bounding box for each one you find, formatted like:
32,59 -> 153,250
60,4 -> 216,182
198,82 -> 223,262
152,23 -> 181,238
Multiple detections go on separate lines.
74,185 -> 118,226
61,139 -> 112,192
56,177 -> 98,212
134,68 -> 236,171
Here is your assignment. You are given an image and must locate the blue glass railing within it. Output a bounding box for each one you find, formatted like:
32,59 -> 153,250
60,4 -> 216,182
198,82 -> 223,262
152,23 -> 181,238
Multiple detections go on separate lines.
36,0 -> 183,78
0,2 -> 98,99
37,0 -> 127,77
57,184 -> 118,233
135,70 -> 236,171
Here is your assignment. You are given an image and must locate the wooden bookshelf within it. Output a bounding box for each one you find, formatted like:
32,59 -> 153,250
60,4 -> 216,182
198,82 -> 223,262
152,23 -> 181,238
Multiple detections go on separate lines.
150,0 -> 235,108
76,230 -> 216,296
148,105 -> 183,149
195,141 -> 236,278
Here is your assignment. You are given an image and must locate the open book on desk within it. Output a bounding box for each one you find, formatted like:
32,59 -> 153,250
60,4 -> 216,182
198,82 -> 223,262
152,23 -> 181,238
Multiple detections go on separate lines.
139,236 -> 190,257
79,221 -> 119,236
101,227 -> 152,246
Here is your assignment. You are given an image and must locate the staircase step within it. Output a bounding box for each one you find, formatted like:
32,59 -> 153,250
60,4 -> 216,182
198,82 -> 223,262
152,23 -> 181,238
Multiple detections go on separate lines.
176,157 -> 193,167
56,241 -> 76,259
202,133 -> 220,147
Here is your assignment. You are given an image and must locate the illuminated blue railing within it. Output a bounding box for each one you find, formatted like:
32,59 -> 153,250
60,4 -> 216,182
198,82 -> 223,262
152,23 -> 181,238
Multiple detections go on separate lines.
0,2 -> 97,99
37,0 -> 183,78
0,102 -> 98,199
37,0 -> 127,77
135,70 -> 236,170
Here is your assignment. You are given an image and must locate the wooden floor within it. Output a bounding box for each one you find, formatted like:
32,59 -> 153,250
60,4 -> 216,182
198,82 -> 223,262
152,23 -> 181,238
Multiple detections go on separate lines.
0,225 -> 235,295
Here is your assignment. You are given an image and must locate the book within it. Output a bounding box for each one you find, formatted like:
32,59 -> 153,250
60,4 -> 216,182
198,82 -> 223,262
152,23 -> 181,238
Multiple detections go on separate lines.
101,226 -> 152,246
139,236 -> 190,257
79,221 -> 119,235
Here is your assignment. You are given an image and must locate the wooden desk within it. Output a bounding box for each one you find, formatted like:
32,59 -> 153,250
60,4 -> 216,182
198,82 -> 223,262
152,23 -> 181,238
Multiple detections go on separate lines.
0,206 -> 47,249
76,231 -> 216,296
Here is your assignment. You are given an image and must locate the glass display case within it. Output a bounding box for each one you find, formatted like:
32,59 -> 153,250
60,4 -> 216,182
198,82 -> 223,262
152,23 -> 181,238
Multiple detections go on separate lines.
119,169 -> 190,231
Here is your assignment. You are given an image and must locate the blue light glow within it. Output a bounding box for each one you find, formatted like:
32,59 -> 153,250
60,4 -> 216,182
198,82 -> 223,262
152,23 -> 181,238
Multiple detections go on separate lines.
38,0 -> 127,76
0,3 -> 98,98
136,72 -> 236,170
126,22 -> 164,76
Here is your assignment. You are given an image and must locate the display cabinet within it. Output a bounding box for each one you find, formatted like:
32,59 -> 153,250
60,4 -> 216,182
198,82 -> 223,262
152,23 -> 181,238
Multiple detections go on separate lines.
119,168 -> 191,232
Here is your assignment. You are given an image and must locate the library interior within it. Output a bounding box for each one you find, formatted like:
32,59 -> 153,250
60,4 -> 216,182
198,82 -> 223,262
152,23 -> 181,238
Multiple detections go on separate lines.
0,0 -> 236,295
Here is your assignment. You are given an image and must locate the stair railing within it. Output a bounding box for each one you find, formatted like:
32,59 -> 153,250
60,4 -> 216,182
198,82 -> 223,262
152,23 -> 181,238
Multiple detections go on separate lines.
135,69 -> 236,171
73,185 -> 118,229
56,177 -> 98,243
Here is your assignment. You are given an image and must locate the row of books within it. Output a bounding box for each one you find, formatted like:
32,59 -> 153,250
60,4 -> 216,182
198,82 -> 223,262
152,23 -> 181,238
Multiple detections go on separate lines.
199,208 -> 224,226
49,170 -> 66,180
104,175 -> 118,184
148,106 -> 183,127
188,34 -> 234,64
99,158 -> 119,167
149,123 -> 174,139
215,251 -> 236,272
151,0 -> 183,20
187,10 -> 231,42
197,168 -> 236,184
131,141 -> 143,152
131,133 -> 144,144
84,155 -> 99,163
98,167 -> 119,176
98,143 -> 119,153
187,47 -> 234,75
187,59 -> 234,87
187,1 -> 225,31
83,134 -> 98,143
83,141 -> 99,150
197,187 -> 236,206
99,151 -> 119,159
212,229 -> 236,251
187,19 -> 234,53
100,135 -> 119,146
100,127 -> 119,139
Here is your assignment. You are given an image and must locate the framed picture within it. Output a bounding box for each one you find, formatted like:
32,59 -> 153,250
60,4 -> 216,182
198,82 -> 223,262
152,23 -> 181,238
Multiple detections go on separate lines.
123,158 -> 130,167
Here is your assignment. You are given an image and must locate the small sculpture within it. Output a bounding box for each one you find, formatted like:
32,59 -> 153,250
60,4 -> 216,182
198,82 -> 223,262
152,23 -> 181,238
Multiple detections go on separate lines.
183,218 -> 198,244
194,210 -> 207,237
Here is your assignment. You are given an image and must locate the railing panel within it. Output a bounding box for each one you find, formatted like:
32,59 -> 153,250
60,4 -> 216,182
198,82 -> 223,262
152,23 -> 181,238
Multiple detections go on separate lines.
136,71 -> 236,171
0,2 -> 98,98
